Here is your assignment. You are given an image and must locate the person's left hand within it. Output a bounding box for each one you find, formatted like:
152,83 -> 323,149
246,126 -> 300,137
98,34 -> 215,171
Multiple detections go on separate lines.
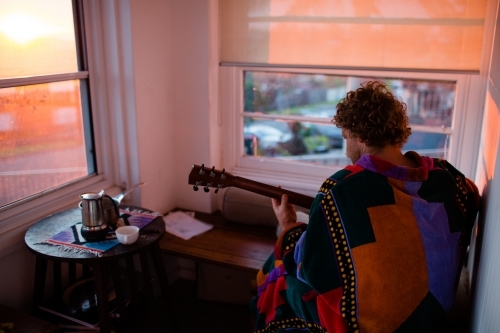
272,191 -> 297,232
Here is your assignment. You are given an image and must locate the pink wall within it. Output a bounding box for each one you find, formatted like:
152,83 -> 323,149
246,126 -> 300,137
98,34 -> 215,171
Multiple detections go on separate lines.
169,0 -> 220,213
470,2 -> 500,329
130,0 -> 177,214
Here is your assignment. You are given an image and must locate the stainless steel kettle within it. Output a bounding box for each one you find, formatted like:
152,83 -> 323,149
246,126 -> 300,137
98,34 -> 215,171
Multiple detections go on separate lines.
102,194 -> 120,227
80,192 -> 108,241
78,183 -> 146,240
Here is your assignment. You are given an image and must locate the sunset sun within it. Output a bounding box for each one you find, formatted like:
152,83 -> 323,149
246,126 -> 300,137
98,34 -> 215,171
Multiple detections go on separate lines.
0,11 -> 60,45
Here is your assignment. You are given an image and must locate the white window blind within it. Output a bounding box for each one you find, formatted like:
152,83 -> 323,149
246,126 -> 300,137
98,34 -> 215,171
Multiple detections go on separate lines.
220,0 -> 488,72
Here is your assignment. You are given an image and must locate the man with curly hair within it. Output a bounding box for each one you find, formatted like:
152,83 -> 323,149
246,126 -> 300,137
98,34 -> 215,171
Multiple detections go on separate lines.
334,81 -> 413,166
251,81 -> 480,333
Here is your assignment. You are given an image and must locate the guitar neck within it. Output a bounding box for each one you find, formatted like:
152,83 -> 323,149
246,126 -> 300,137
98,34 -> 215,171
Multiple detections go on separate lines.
231,176 -> 314,209
188,164 -> 315,209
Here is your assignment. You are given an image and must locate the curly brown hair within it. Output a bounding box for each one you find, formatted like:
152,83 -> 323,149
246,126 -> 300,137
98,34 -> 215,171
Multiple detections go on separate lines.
333,80 -> 412,148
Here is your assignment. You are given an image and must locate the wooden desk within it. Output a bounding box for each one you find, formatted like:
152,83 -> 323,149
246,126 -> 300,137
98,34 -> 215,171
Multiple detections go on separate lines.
25,207 -> 178,333
159,211 -> 277,273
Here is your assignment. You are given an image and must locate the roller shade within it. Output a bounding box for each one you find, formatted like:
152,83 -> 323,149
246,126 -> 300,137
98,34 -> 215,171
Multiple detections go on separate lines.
220,0 -> 488,72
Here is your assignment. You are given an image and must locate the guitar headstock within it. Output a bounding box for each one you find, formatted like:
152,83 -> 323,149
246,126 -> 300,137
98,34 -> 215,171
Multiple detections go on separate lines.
188,164 -> 234,193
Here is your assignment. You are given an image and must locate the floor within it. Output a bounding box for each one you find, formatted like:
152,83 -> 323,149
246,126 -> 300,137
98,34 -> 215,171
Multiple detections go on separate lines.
46,274 -> 470,333
142,276 -> 472,333
141,279 -> 253,333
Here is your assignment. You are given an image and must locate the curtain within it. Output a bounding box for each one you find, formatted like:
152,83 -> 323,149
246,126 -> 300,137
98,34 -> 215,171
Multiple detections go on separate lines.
220,0 -> 488,71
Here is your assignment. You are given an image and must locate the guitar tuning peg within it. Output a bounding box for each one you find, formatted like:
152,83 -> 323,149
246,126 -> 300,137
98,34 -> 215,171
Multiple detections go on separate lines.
193,181 -> 202,191
199,164 -> 205,175
204,186 -> 210,193
210,166 -> 215,177
221,168 -> 226,180
215,184 -> 222,194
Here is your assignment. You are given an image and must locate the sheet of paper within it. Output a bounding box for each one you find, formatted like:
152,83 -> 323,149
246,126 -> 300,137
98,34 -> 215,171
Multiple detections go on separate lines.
163,211 -> 213,240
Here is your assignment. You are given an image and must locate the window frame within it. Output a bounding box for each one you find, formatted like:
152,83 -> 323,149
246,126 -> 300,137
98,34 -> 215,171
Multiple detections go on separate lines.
220,65 -> 484,196
0,0 -> 139,256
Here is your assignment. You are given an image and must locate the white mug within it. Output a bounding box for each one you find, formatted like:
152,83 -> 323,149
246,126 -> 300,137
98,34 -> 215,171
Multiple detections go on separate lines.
115,226 -> 139,245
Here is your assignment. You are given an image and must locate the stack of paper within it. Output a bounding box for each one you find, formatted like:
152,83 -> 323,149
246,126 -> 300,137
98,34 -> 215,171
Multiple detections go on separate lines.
163,211 -> 214,240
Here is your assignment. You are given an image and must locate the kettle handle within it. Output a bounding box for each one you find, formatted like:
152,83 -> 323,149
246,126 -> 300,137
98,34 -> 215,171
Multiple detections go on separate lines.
114,182 -> 146,203
103,194 -> 119,215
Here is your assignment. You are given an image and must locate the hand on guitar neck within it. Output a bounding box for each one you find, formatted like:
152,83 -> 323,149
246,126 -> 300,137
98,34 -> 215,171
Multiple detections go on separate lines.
271,188 -> 300,231
188,164 -> 314,209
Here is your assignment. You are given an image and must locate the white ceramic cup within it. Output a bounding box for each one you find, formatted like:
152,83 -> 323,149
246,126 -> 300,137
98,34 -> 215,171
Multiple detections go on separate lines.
115,226 -> 139,245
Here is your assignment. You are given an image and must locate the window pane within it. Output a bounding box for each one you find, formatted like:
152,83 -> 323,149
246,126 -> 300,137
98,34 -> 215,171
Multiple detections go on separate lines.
396,80 -> 455,128
0,81 -> 89,207
244,118 -> 350,165
244,71 -> 346,116
243,71 -> 455,164
403,131 -> 449,159
0,0 -> 78,79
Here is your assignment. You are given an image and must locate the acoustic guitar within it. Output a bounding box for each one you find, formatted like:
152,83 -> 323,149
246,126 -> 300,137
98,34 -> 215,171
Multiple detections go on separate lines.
188,164 -> 314,209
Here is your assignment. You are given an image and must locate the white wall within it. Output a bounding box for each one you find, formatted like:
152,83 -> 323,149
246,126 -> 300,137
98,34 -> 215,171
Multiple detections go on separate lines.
0,247 -> 36,312
470,3 -> 500,331
129,0 -> 177,214
169,0 -> 221,213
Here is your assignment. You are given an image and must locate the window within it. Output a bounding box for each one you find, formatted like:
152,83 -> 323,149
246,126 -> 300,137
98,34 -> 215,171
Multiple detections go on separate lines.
243,71 -> 455,164
220,66 -> 481,194
219,0 -> 490,192
0,0 -> 137,254
0,0 -> 93,208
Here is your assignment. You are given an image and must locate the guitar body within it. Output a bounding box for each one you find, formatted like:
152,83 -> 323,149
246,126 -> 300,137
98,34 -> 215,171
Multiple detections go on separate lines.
188,164 -> 315,209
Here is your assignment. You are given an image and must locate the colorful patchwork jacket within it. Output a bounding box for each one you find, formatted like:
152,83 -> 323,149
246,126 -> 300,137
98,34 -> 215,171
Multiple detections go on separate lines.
251,152 -> 480,333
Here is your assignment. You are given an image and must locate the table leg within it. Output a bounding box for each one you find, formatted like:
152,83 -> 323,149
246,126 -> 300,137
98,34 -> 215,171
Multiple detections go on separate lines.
139,251 -> 154,306
32,257 -> 48,316
68,262 -> 77,284
93,263 -> 110,333
150,243 -> 179,332
125,256 -> 140,315
110,261 -> 127,332
53,261 -> 62,296
83,264 -> 90,277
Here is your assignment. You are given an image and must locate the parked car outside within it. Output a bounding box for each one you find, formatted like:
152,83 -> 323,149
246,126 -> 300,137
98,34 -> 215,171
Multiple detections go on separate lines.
244,124 -> 292,156
303,123 -> 343,150
300,108 -> 344,150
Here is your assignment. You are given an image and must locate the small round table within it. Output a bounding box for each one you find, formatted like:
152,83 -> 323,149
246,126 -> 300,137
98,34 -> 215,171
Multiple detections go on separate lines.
25,207 -> 177,333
